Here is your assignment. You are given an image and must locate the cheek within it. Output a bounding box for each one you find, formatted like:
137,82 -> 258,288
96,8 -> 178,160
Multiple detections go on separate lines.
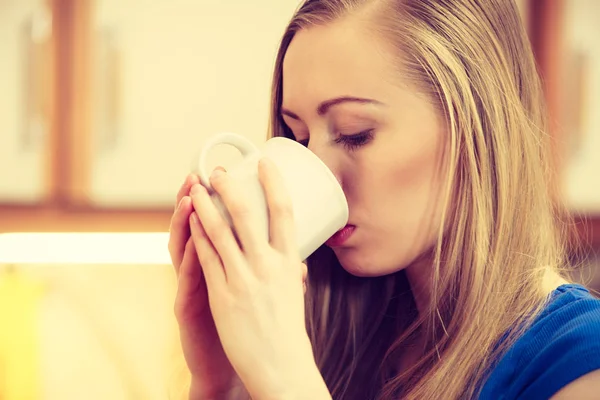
362,131 -> 446,205
389,133 -> 447,231
361,131 -> 447,255
339,130 -> 445,206
333,133 -> 448,276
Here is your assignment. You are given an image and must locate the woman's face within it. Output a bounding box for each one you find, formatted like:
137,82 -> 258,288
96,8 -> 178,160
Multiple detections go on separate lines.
281,16 -> 448,277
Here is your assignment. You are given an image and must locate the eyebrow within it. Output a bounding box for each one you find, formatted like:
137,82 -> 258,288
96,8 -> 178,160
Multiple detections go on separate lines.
280,96 -> 384,120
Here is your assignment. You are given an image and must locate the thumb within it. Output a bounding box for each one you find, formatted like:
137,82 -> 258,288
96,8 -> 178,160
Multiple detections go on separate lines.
301,262 -> 308,294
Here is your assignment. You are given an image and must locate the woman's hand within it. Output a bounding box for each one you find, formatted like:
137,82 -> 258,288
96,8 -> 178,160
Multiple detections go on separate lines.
188,158 -> 330,400
169,174 -> 245,399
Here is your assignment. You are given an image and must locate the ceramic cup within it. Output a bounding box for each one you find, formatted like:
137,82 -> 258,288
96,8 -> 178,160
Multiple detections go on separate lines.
195,132 -> 348,260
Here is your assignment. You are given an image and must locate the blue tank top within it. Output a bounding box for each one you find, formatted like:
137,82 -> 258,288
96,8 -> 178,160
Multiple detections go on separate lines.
479,284 -> 600,399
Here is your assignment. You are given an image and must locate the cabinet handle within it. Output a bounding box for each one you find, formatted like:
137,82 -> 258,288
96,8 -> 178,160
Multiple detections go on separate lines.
96,28 -> 121,154
21,6 -> 52,152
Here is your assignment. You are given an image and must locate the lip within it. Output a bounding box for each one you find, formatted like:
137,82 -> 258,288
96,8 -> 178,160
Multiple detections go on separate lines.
325,224 -> 356,247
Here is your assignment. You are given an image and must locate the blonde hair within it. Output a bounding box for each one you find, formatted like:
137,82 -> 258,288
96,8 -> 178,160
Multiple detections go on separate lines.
268,0 -> 568,399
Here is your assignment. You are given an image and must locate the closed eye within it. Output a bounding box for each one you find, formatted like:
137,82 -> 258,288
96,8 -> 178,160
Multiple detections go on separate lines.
295,130 -> 374,150
335,129 -> 374,151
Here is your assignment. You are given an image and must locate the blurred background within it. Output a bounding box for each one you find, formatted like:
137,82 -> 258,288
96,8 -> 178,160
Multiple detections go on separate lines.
0,0 -> 598,398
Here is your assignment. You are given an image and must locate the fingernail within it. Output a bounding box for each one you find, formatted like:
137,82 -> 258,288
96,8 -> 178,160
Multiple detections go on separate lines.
190,212 -> 199,225
177,197 -> 185,210
190,184 -> 203,196
210,169 -> 224,180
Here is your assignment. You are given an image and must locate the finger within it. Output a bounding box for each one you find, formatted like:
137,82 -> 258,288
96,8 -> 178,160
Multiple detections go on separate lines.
302,262 -> 308,294
189,212 -> 227,291
301,262 -> 308,282
169,170 -> 221,268
208,169 -> 269,256
178,238 -> 202,283
175,174 -> 200,209
189,183 -> 249,273
174,239 -> 207,321
168,196 -> 194,270
258,158 -> 297,255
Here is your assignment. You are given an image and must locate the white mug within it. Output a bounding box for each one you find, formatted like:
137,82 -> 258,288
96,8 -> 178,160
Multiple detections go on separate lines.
194,132 -> 348,261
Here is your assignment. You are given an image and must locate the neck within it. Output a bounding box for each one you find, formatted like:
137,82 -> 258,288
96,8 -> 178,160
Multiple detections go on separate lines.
404,254 -> 569,315
403,253 -> 434,318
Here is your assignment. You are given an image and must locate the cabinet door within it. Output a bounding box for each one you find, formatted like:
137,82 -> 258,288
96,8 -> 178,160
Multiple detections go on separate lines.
561,0 -> 600,213
88,0 -> 301,208
0,0 -> 51,204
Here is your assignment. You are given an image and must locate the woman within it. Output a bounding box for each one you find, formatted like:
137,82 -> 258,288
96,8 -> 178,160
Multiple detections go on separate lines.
168,0 -> 600,399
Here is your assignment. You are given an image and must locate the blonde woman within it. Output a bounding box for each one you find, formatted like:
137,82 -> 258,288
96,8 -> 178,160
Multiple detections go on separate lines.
168,0 -> 600,399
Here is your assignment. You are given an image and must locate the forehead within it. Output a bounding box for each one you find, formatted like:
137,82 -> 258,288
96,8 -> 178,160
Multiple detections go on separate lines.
281,17 -> 402,109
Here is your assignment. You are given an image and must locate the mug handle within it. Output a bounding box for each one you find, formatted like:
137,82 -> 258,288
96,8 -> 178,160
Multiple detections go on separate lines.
197,132 -> 260,191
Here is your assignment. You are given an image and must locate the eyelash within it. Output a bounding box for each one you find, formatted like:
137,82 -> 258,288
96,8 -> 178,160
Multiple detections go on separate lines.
297,130 -> 374,151
335,130 -> 374,151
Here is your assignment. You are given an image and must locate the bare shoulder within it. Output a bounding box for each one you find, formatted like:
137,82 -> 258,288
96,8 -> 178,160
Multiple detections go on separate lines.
551,369 -> 600,399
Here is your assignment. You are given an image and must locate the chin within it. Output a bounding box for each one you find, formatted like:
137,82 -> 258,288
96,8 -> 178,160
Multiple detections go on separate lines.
333,247 -> 406,278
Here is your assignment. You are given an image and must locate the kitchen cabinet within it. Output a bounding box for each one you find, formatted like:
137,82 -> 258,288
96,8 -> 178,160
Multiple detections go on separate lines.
0,0 -> 301,232
560,0 -> 600,214
0,0 -> 52,204
0,0 -> 598,251
526,0 -> 600,250
86,0 -> 302,208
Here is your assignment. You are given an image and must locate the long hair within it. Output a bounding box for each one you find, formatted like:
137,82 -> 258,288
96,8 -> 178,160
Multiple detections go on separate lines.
268,1 -> 568,398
